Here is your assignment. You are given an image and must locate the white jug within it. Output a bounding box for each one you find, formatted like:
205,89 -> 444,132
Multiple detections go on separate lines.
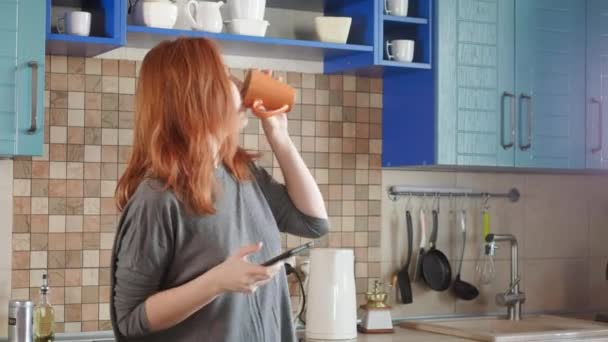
306,248 -> 357,340
186,0 -> 224,33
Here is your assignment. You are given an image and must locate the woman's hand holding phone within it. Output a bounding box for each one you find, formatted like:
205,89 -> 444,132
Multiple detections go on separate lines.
208,242 -> 282,294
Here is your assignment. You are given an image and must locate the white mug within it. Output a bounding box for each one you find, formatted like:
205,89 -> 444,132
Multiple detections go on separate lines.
385,0 -> 409,16
58,11 -> 91,36
386,39 -> 415,62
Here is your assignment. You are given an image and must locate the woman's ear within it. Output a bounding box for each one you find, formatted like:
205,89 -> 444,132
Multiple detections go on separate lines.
229,81 -> 243,112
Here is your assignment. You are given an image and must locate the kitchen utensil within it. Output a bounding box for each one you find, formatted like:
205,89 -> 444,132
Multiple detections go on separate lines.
386,39 -> 415,62
241,69 -> 296,118
227,0 -> 266,20
186,0 -> 224,33
385,0 -> 409,16
476,199 -> 496,285
8,300 -> 34,342
132,0 -> 178,28
452,210 -> 480,300
226,19 -> 269,37
396,210 -> 413,304
57,11 -> 91,36
413,207 -> 427,281
315,16 -> 352,44
421,209 -> 453,291
306,248 -> 357,340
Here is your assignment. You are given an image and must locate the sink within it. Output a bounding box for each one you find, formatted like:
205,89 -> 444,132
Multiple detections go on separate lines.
400,315 -> 608,341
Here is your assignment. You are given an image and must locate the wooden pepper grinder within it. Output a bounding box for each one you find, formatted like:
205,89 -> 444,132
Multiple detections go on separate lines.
358,281 -> 394,334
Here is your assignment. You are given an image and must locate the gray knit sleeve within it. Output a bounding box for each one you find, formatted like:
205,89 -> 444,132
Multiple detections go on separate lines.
112,189 -> 177,338
252,165 -> 329,238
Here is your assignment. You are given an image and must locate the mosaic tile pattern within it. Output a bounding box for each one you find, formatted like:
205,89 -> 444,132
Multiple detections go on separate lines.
11,55 -> 383,332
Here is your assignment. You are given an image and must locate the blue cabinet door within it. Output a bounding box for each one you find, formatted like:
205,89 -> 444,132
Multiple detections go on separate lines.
514,0 -> 586,169
0,0 -> 45,156
436,0 -> 515,167
586,0 -> 608,169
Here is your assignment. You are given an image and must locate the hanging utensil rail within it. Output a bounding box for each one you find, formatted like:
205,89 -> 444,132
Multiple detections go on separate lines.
387,186 -> 520,203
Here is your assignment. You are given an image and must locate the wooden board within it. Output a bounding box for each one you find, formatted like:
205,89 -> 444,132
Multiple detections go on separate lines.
400,315 -> 608,342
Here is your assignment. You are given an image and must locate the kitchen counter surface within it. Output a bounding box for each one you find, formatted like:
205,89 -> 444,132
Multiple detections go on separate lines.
303,328 -> 474,341
0,327 -> 473,342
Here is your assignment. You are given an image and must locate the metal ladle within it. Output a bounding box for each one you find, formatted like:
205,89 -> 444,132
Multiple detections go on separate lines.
452,209 -> 480,300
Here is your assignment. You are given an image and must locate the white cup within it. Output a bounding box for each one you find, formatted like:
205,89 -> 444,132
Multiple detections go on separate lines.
386,39 -> 415,62
58,11 -> 91,36
385,0 -> 409,16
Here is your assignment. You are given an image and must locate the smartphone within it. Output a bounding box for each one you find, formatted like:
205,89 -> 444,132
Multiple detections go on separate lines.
262,242 -> 314,266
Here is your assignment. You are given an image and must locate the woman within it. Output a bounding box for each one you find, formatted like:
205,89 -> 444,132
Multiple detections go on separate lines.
111,37 -> 328,342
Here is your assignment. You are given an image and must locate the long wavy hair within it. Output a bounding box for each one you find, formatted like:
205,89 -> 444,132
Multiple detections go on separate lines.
115,37 -> 254,215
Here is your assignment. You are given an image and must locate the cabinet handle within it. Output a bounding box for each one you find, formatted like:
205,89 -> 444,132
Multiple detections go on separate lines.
384,0 -> 391,14
26,61 -> 38,135
501,91 -> 516,150
519,93 -> 532,151
592,97 -> 603,154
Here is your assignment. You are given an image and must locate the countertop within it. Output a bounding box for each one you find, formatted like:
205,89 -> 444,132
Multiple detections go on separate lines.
0,327 -> 471,342
302,328 -> 474,341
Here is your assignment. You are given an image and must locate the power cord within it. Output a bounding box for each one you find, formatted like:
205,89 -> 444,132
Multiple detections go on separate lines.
285,263 -> 306,326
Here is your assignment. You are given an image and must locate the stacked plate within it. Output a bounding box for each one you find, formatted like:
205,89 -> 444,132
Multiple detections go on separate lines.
225,0 -> 269,37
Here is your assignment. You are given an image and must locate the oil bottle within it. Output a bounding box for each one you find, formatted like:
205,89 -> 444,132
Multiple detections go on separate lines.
33,273 -> 55,342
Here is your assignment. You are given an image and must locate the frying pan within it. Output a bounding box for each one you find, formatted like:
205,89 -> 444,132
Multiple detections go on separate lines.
421,209 -> 452,291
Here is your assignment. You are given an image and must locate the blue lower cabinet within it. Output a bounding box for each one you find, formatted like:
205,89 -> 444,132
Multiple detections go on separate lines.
586,0 -> 608,169
514,0 -> 586,169
0,0 -> 45,156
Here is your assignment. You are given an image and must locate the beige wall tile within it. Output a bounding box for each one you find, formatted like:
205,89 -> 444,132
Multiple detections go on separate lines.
29,251 -> 47,269
85,59 -> 101,75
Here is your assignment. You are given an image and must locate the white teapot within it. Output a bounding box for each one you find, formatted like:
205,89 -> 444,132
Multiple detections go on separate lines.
186,1 -> 224,33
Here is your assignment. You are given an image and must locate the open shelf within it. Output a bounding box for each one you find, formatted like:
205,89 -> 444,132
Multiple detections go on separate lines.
375,0 -> 433,69
46,0 -> 125,56
383,15 -> 428,24
379,60 -> 431,69
127,25 -> 373,61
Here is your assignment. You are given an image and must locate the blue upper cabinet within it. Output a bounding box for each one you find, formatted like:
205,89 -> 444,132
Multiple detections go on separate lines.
436,0 -> 515,167
0,0 -> 46,156
383,0 -> 588,169
514,0 -> 586,169
586,0 -> 608,169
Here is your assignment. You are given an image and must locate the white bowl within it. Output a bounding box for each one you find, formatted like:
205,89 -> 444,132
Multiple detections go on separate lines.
226,19 -> 269,37
132,2 -> 178,29
227,0 -> 266,20
315,16 -> 352,44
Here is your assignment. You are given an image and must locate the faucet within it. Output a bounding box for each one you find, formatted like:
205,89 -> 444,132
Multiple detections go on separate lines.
485,234 -> 526,321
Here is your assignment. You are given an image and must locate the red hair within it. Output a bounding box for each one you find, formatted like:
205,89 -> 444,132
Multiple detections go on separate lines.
116,38 -> 254,214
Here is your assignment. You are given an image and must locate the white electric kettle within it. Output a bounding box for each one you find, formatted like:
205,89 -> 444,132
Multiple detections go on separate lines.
186,0 -> 224,33
306,248 -> 357,340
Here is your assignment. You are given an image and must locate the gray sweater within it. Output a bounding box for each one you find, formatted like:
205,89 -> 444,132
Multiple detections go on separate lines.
110,165 -> 328,342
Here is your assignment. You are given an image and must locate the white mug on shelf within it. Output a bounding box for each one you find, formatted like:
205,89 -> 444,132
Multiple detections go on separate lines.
58,11 -> 92,36
385,0 -> 409,16
386,39 -> 415,62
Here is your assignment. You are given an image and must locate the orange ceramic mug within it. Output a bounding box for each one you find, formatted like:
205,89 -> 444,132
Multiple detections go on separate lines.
241,69 -> 296,119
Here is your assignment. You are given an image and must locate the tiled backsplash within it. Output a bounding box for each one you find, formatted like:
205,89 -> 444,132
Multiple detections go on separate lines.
10,55 -> 383,333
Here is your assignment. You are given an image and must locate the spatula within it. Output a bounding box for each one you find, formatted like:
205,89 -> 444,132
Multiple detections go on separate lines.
397,210 -> 414,304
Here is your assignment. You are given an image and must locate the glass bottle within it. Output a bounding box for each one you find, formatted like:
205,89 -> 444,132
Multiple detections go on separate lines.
33,273 -> 55,342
